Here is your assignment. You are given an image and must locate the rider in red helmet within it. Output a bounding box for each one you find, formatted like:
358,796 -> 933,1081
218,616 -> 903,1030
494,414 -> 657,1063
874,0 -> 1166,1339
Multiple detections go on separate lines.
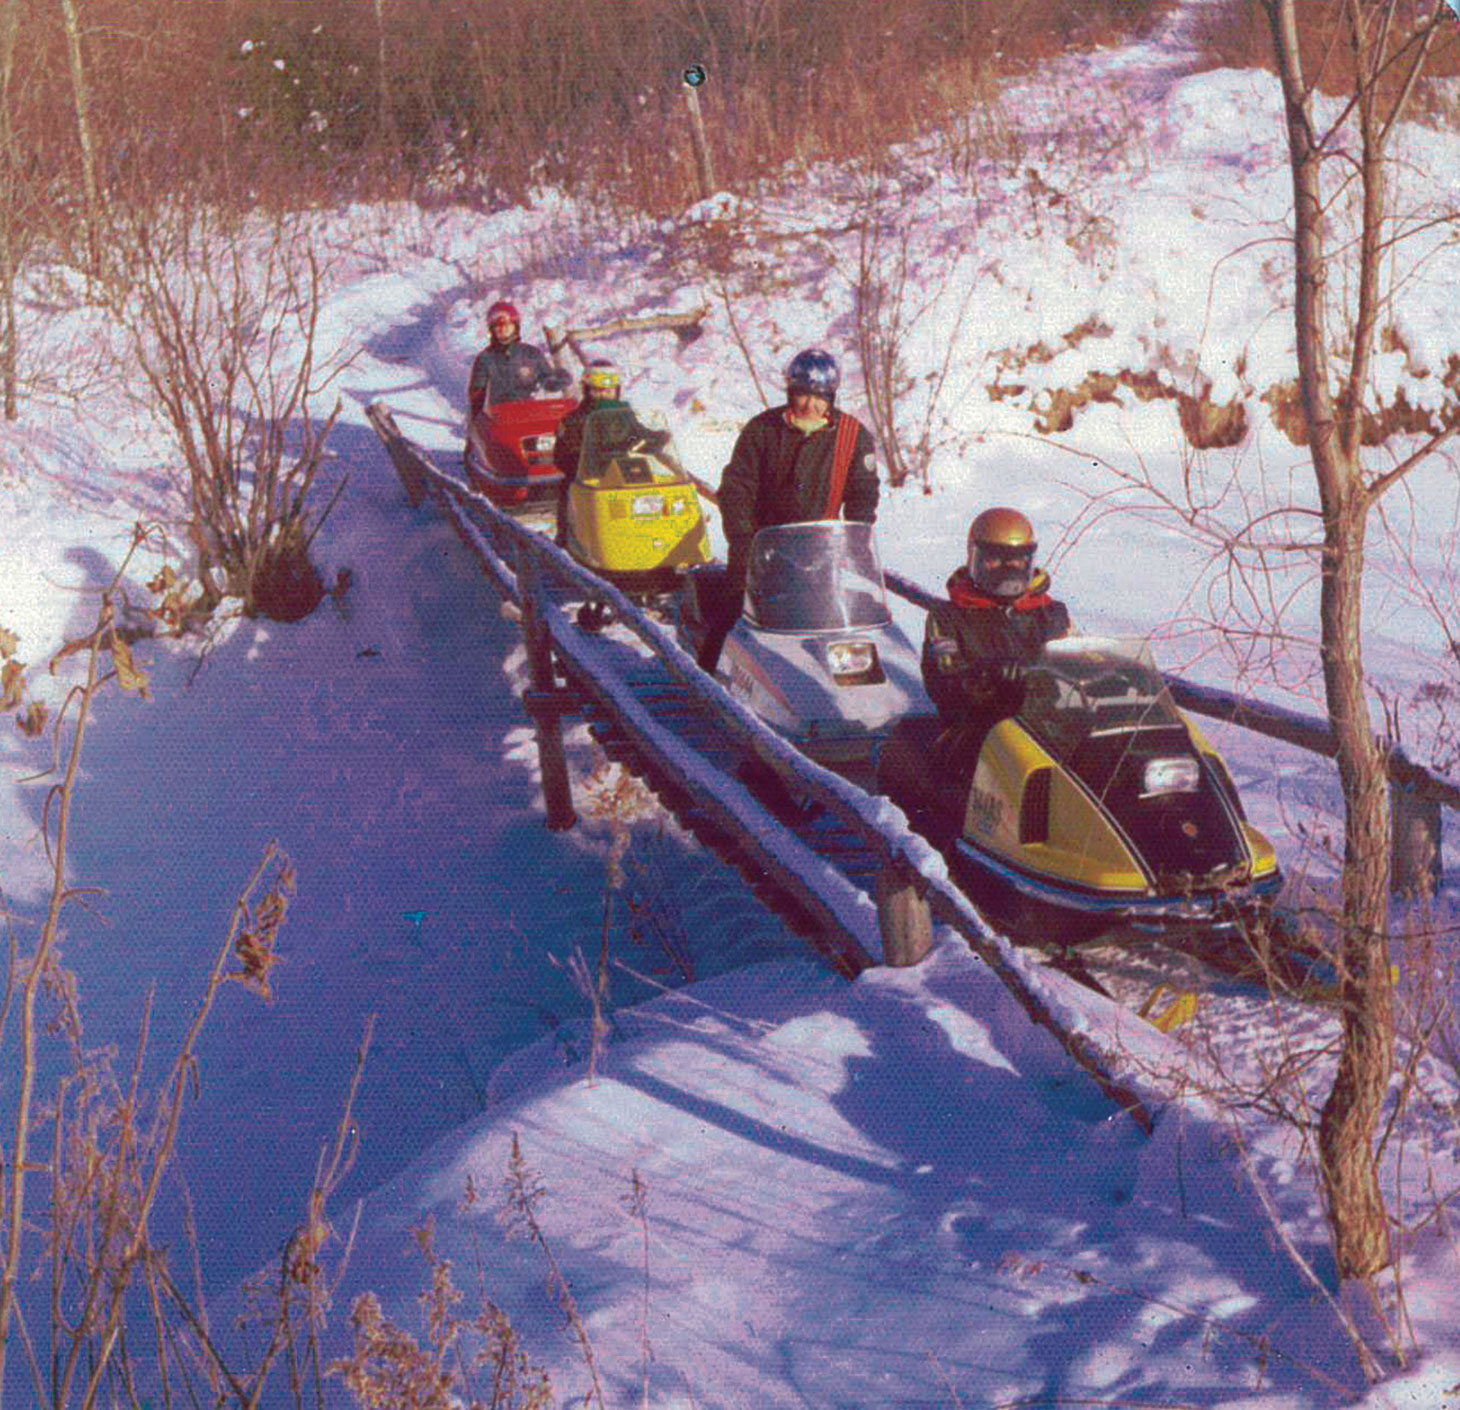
468,299 -> 570,413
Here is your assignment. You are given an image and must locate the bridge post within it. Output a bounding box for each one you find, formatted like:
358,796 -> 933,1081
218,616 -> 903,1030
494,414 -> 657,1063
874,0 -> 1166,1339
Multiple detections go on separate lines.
877,860 -> 933,966
517,548 -> 577,832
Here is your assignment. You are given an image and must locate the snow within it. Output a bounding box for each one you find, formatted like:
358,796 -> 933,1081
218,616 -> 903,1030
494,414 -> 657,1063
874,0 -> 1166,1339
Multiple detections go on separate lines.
4,10 -> 1460,1406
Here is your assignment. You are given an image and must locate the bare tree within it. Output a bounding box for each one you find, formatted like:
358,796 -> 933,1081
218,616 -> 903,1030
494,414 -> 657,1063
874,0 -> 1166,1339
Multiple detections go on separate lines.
110,202 -> 346,622
849,177 -> 979,492
57,0 -> 100,276
1261,0 -> 1456,1279
0,0 -> 23,419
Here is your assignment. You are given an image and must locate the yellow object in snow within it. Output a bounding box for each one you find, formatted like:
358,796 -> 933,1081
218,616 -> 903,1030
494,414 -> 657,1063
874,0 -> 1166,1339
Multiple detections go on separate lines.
1139,983 -> 1198,1033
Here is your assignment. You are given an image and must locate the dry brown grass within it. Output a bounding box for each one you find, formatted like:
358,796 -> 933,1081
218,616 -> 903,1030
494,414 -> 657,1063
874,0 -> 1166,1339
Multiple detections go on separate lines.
0,537 -> 383,1408
12,0 -> 1178,227
1187,0 -> 1460,96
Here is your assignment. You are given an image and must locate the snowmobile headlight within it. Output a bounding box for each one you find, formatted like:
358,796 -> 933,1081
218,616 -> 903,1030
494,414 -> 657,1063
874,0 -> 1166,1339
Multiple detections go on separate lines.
631,493 -> 667,517
826,640 -> 877,678
524,434 -> 555,452
1142,756 -> 1201,798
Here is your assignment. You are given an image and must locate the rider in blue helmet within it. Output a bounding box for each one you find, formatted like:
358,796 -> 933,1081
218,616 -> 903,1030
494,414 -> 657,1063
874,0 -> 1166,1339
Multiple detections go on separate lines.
784,347 -> 839,399
697,346 -> 879,670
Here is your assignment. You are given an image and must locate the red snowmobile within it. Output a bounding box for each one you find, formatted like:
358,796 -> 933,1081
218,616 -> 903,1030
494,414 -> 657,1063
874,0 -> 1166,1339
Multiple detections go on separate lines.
463,394 -> 579,513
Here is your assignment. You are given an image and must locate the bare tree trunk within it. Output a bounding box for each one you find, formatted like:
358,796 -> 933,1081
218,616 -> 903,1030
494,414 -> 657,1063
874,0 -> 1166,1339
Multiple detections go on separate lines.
58,0 -> 102,276
1264,0 -> 1397,1279
372,0 -> 394,151
1317,506 -> 1395,1278
0,0 -> 19,419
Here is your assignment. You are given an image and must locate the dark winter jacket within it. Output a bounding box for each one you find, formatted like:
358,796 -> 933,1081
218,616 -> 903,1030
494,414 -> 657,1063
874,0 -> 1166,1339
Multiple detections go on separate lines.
922,566 -> 1071,720
553,395 -> 624,546
469,339 -> 570,412
716,406 -> 879,583
552,395 -> 628,479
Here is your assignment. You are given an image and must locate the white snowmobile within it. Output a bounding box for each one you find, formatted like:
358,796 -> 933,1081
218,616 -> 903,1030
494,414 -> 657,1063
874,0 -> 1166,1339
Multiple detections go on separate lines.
677,520 -> 933,779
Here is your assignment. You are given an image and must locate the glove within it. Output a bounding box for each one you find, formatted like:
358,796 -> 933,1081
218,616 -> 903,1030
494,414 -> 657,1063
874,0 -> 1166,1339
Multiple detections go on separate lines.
955,659 -> 1026,712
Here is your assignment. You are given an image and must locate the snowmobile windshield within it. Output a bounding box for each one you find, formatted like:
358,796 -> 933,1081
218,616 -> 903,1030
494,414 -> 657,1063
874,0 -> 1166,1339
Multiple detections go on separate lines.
744,522 -> 892,632
1019,637 -> 1186,759
579,407 -> 686,486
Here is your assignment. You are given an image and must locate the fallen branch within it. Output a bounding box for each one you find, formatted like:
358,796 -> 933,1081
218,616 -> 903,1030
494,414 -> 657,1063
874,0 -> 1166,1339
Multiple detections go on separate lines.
545,305 -> 710,365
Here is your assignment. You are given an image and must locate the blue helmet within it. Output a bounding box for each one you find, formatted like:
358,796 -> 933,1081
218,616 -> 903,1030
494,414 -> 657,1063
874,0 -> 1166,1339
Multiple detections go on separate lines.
785,347 -> 839,402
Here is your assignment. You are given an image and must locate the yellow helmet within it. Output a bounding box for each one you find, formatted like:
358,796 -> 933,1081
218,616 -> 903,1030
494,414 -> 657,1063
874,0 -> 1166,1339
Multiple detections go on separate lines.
582,359 -> 621,396
967,507 -> 1036,599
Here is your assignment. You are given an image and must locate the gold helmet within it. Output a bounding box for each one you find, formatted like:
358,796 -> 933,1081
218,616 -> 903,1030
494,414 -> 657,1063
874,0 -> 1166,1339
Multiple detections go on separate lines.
967,507 -> 1036,600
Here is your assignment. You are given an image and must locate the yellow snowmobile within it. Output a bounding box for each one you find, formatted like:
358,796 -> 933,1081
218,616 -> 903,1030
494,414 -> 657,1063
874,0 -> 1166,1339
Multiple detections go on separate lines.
877,636 -> 1283,946
563,405 -> 710,622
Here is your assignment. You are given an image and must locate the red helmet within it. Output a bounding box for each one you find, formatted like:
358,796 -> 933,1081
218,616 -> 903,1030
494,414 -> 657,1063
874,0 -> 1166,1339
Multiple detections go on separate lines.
487,300 -> 520,329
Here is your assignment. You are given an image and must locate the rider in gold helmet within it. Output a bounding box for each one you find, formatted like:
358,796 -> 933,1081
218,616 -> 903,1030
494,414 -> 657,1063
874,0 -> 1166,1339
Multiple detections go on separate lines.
922,507 -> 1072,720
552,360 -> 669,547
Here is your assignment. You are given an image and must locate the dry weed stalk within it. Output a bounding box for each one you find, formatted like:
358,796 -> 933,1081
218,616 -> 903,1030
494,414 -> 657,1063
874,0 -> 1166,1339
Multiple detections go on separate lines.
622,1168 -> 652,1410
0,526 -> 318,1408
221,1014 -> 374,1410
559,757 -> 658,1084
500,1134 -> 605,1410
1,528 -> 381,1408
332,1206 -> 552,1410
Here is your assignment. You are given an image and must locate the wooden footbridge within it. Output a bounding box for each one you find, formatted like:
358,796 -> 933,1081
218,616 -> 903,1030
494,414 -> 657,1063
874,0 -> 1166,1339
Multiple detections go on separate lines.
366,402 -> 1165,1130
367,400 -> 1459,1132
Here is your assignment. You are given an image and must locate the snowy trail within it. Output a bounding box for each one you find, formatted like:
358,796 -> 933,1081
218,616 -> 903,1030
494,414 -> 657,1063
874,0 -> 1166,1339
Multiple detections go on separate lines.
1073,0 -> 1241,100
0,296 -> 813,1308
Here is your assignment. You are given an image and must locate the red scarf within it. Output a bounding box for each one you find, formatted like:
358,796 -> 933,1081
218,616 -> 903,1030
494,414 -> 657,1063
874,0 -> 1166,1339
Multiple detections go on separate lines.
946,567 -> 1053,612
781,409 -> 860,518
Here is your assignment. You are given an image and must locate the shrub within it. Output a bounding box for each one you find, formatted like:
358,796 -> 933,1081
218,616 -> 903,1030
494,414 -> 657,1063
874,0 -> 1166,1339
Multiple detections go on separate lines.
108,201 -> 344,624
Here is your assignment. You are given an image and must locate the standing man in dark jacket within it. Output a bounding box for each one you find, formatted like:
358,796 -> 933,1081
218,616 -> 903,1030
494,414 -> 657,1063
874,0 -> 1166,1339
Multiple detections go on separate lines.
698,347 -> 879,669
468,300 -> 571,413
922,506 -> 1071,722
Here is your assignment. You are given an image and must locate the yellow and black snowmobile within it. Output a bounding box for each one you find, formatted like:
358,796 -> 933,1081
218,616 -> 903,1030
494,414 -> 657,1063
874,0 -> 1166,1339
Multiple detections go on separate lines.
877,636 -> 1283,946
563,405 -> 711,621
